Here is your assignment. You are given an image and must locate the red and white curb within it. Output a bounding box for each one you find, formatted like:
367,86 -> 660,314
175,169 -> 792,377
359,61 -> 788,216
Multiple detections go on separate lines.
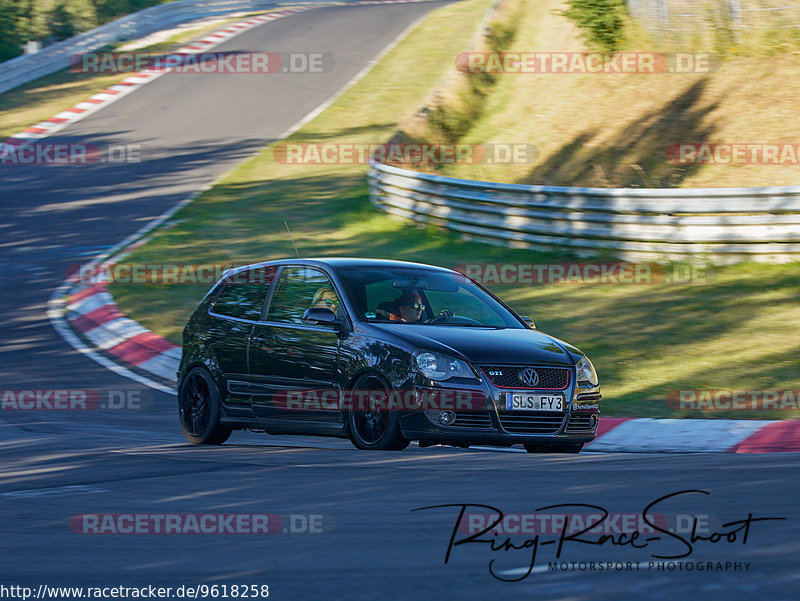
64,282 -> 181,383
0,7 -> 313,156
0,0 -> 432,156
584,416 -> 800,453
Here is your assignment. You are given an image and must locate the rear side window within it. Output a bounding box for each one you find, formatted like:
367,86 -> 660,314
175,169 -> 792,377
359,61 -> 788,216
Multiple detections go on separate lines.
267,266 -> 339,325
212,266 -> 277,321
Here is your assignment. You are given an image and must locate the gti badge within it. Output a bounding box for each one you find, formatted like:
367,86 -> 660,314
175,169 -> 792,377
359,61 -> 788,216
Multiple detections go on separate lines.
519,368 -> 539,387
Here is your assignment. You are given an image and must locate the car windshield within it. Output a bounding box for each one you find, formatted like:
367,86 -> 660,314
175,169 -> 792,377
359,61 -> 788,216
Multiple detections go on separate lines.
337,266 -> 524,328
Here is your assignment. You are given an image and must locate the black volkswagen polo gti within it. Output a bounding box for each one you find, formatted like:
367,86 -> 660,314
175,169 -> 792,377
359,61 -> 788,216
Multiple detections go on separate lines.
177,258 -> 601,452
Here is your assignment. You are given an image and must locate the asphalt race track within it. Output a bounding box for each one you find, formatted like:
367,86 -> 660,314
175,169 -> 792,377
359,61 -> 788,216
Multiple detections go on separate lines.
0,2 -> 798,599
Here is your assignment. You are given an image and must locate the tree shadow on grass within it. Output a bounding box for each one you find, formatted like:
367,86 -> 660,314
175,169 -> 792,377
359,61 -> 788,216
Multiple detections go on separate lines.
286,122 -> 398,144
521,79 -> 719,188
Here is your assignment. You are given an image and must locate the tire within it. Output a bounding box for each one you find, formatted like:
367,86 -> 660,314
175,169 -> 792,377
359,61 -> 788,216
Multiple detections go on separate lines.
178,367 -> 232,445
524,442 -> 583,454
346,375 -> 409,451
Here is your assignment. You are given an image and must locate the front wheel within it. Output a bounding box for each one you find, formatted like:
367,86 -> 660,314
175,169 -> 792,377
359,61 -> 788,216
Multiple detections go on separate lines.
346,375 -> 409,451
178,367 -> 232,445
524,442 -> 583,454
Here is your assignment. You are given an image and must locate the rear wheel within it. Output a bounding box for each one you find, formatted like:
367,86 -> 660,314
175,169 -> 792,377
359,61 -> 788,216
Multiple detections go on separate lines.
346,375 -> 409,451
178,367 -> 231,445
524,442 -> 583,454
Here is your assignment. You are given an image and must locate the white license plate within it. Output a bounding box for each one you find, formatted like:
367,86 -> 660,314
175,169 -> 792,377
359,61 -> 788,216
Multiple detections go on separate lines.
505,392 -> 564,412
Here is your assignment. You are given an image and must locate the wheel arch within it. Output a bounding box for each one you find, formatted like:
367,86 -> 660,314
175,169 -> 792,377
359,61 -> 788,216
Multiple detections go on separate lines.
178,354 -> 226,401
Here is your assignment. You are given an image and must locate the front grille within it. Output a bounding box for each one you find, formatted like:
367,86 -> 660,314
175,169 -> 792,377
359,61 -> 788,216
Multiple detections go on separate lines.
481,365 -> 569,390
566,414 -> 596,431
498,411 -> 565,434
448,411 -> 492,429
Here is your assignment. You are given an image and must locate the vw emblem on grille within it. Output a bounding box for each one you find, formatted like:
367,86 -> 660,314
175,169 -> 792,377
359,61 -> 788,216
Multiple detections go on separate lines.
519,368 -> 539,387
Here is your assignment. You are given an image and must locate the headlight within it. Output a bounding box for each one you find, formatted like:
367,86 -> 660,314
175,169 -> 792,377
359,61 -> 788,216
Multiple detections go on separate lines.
414,351 -> 474,381
576,356 -> 599,388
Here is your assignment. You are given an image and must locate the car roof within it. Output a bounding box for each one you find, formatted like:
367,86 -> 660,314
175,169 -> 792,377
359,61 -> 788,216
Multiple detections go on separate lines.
225,257 -> 455,276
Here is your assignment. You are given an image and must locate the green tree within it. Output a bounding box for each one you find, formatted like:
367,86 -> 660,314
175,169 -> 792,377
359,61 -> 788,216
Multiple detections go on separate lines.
16,0 -> 54,42
2,0 -> 168,64
96,1 -> 167,23
562,0 -> 628,52
95,0 -> 133,22
0,0 -> 23,61
50,0 -> 97,39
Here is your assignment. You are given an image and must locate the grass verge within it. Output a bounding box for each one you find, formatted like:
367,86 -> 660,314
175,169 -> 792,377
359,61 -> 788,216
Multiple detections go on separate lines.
105,0 -> 800,419
399,0 -> 800,188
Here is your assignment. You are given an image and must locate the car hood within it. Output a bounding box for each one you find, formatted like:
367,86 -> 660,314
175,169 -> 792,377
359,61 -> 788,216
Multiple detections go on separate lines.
366,324 -> 582,366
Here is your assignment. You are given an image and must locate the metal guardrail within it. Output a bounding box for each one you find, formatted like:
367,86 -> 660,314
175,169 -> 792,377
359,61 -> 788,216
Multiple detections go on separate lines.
0,0 -> 333,95
367,162 -> 800,263
626,0 -> 800,36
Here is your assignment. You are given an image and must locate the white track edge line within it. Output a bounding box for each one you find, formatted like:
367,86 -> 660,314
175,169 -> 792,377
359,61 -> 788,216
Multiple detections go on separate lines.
47,1 -> 443,396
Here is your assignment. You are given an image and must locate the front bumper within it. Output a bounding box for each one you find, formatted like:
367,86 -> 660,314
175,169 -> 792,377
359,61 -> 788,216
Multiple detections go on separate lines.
399,367 -> 600,445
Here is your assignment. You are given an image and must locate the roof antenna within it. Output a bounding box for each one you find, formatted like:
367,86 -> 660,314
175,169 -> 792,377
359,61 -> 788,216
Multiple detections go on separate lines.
284,219 -> 300,258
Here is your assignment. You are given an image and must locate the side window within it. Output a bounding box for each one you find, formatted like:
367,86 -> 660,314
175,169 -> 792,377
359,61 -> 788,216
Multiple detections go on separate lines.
364,279 -> 398,316
267,266 -> 339,325
212,266 -> 277,321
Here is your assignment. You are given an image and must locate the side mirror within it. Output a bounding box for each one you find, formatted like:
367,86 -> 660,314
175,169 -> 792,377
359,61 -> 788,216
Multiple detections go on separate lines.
521,315 -> 536,329
302,307 -> 340,326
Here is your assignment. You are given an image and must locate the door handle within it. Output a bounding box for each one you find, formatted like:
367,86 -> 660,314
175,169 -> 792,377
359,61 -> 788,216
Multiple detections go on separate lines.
252,333 -> 285,352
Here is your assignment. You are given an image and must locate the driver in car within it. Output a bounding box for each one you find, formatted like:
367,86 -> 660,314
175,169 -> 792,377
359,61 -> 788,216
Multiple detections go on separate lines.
311,286 -> 339,312
376,291 -> 425,323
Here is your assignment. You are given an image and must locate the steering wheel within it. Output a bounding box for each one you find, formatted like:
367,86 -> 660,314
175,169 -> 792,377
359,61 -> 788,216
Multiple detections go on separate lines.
426,310 -> 454,324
